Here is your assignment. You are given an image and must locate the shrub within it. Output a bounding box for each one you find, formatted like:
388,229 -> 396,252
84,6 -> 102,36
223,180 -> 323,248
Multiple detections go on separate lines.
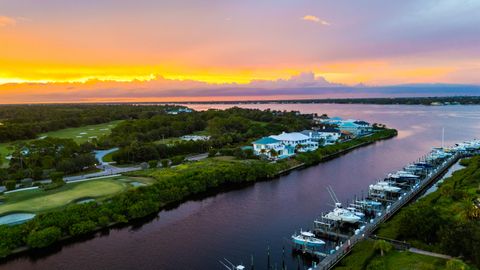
170,155 -> 185,166
160,159 -> 170,168
208,149 -> 217,157
69,220 -> 97,236
27,227 -> 62,248
4,180 -> 16,191
148,160 -> 158,169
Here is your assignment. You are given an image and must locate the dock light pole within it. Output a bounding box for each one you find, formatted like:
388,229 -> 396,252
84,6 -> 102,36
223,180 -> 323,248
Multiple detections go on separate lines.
267,246 -> 271,270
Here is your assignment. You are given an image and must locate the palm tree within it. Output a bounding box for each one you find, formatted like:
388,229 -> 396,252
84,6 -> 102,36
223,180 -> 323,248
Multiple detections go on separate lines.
373,240 -> 392,257
295,144 -> 303,153
269,149 -> 278,159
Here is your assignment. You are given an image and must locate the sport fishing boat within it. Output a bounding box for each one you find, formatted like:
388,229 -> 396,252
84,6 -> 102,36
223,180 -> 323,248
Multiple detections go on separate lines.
388,170 -> 420,183
323,203 -> 362,224
404,164 -> 425,174
356,200 -> 382,208
323,186 -> 362,223
414,161 -> 433,169
291,230 -> 325,247
346,207 -> 365,218
369,181 -> 402,193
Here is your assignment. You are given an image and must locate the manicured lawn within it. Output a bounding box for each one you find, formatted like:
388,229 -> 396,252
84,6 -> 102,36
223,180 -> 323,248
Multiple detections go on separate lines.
40,120 -> 123,144
372,251 -> 448,270
153,129 -> 210,145
0,176 -> 154,215
335,240 -> 448,270
102,151 -> 115,163
0,120 -> 123,166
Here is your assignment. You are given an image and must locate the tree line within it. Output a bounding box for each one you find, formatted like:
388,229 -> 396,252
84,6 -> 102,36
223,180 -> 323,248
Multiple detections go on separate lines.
0,138 -> 97,185
106,107 -> 312,164
0,158 -> 292,257
0,104 -> 187,142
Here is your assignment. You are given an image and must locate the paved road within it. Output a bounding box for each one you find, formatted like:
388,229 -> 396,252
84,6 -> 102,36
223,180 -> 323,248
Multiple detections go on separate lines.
94,148 -> 119,165
409,248 -> 453,260
185,153 -> 209,161
3,150 -> 208,191
64,164 -> 141,183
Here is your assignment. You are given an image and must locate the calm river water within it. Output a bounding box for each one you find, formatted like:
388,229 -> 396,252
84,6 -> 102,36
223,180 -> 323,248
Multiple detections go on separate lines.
1,104 -> 479,270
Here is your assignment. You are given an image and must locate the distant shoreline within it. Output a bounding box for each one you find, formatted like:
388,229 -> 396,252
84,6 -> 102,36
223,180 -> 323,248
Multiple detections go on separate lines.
177,96 -> 480,106
1,96 -> 480,106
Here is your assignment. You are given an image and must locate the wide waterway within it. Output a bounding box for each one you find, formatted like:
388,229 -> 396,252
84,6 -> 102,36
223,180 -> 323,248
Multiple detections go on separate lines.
1,104 -> 480,270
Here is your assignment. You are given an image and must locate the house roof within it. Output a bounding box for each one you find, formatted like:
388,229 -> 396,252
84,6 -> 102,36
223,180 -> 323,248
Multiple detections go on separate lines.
339,122 -> 359,128
300,130 -> 317,136
271,132 -> 310,141
317,126 -> 340,133
353,120 -> 370,126
253,137 -> 280,145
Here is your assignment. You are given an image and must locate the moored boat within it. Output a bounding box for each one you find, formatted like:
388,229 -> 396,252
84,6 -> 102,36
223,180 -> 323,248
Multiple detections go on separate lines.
291,231 -> 325,247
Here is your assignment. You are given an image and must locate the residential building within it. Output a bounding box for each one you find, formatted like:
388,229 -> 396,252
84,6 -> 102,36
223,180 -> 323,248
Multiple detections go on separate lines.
166,107 -> 193,115
252,131 -> 319,160
353,120 -> 373,134
302,127 -> 341,145
337,120 -> 372,136
270,132 -> 318,152
338,122 -> 361,136
180,135 -> 211,141
252,137 -> 293,159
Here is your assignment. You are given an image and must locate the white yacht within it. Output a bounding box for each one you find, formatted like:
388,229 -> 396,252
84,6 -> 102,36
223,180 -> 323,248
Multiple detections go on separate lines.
356,200 -> 382,208
388,171 -> 421,180
323,203 -> 362,224
369,181 -> 401,193
346,207 -> 365,218
403,165 -> 425,174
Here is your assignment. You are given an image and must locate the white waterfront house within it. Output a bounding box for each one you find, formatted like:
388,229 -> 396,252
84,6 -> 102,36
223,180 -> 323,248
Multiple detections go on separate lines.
252,137 -> 294,159
301,127 -> 341,145
252,131 -> 319,159
270,132 -> 318,152
166,107 -> 193,115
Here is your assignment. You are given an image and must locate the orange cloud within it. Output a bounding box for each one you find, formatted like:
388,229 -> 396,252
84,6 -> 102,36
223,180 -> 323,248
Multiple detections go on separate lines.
302,15 -> 330,25
0,16 -> 16,27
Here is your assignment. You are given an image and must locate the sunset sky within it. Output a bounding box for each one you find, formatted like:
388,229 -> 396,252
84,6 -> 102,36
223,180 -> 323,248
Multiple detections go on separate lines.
1,0 -> 480,103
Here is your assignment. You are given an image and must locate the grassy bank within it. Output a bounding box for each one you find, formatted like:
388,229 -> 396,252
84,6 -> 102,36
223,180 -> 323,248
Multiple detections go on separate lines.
337,155 -> 480,269
0,128 -> 396,258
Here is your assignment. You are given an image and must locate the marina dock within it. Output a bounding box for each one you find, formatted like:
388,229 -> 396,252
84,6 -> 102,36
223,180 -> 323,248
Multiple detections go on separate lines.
315,152 -> 461,269
289,143 -> 480,270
